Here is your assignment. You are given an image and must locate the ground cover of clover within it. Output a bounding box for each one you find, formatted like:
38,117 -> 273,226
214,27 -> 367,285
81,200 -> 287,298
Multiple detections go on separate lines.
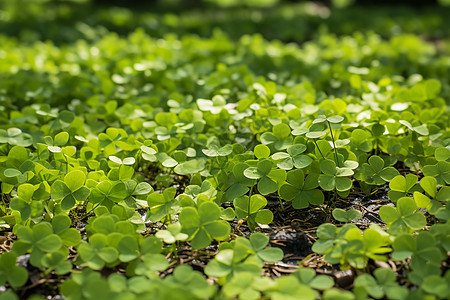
0,1 -> 449,299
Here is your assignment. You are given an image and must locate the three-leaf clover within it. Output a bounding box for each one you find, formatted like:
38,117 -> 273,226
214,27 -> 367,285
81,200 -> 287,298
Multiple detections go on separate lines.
260,123 -> 293,150
89,180 -> 128,210
353,268 -> 409,300
292,268 -> 334,290
318,159 -> 353,192
179,201 -> 231,249
332,208 -> 362,222
359,155 -> 399,185
51,170 -> 90,210
10,183 -> 44,221
244,159 -> 286,195
271,144 -> 313,170
118,235 -> 169,277
234,194 -> 273,231
422,161 -> 450,185
279,169 -> 324,209
202,144 -> 233,157
77,233 -> 119,270
146,187 -> 179,223
388,174 -> 419,203
155,223 -> 188,244
379,197 -> 427,235
413,176 -> 450,215
0,252 -> 28,288
12,222 -> 63,268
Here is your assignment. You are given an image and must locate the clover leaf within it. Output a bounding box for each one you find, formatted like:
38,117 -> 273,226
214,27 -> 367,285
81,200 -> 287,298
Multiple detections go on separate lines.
221,272 -> 263,300
204,233 -> 281,283
0,128 -> 32,147
413,176 -> 450,215
254,144 -> 270,159
422,161 -> 450,185
12,222 -> 64,268
197,95 -> 226,114
318,159 -> 353,192
353,268 -> 409,300
77,233 -> 119,270
163,265 -> 217,299
359,155 -> 399,185
392,232 -> 442,264
140,145 -> 157,162
51,170 -> 90,210
271,144 -> 313,170
264,276 -> 318,300
202,144 -> 233,157
234,194 -> 273,231
0,252 -> 28,288
155,222 -> 188,244
248,233 -> 284,263
260,123 -> 293,150
89,180 -> 128,210
222,163 -> 254,202
388,174 -> 419,203
41,251 -> 73,275
279,169 -> 324,209
118,235 -> 169,277
244,159 -> 286,195
123,180 -> 153,207
9,183 -> 44,221
109,155 -> 135,165
146,187 -> 179,223
179,201 -> 231,249
332,208 -> 362,222
349,129 -> 373,156
379,197 -> 427,235
292,268 -> 334,290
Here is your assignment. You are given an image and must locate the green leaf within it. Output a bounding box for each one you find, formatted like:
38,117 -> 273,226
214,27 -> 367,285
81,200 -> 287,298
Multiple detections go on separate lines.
254,144 -> 270,159
174,159 -> 205,175
332,208 -> 362,222
4,168 -> 22,177
52,215 -> 71,234
54,132 -> 69,146
327,115 -> 344,123
36,234 -> 62,252
320,160 -> 336,175
51,180 -> 71,200
64,170 -> 86,192
306,131 -> 327,139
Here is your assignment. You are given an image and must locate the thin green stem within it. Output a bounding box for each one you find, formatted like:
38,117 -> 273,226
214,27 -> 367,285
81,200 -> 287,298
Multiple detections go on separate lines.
248,184 -> 254,216
313,139 -> 325,160
327,121 -> 340,167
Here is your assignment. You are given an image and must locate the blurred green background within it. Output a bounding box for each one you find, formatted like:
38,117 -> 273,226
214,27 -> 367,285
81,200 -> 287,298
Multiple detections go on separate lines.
0,0 -> 449,45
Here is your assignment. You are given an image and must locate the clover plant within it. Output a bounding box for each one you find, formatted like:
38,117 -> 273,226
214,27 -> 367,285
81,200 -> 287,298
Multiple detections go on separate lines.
332,208 -> 362,222
379,197 -> 427,235
243,159 -> 286,195
278,169 -> 324,209
0,252 -> 28,288
0,6 -> 449,298
179,201 -> 231,249
51,170 -> 90,210
234,194 -> 273,231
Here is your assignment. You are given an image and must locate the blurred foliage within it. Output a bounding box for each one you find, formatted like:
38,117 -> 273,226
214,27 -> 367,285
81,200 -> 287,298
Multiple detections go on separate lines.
0,0 -> 449,45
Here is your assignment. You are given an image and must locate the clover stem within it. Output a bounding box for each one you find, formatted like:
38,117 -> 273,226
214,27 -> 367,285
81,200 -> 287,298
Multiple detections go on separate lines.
279,198 -> 285,211
313,139 -> 325,160
327,121 -> 340,167
64,155 -> 69,173
215,156 -> 221,168
0,193 -> 6,214
84,203 -> 101,219
248,184 -> 254,216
